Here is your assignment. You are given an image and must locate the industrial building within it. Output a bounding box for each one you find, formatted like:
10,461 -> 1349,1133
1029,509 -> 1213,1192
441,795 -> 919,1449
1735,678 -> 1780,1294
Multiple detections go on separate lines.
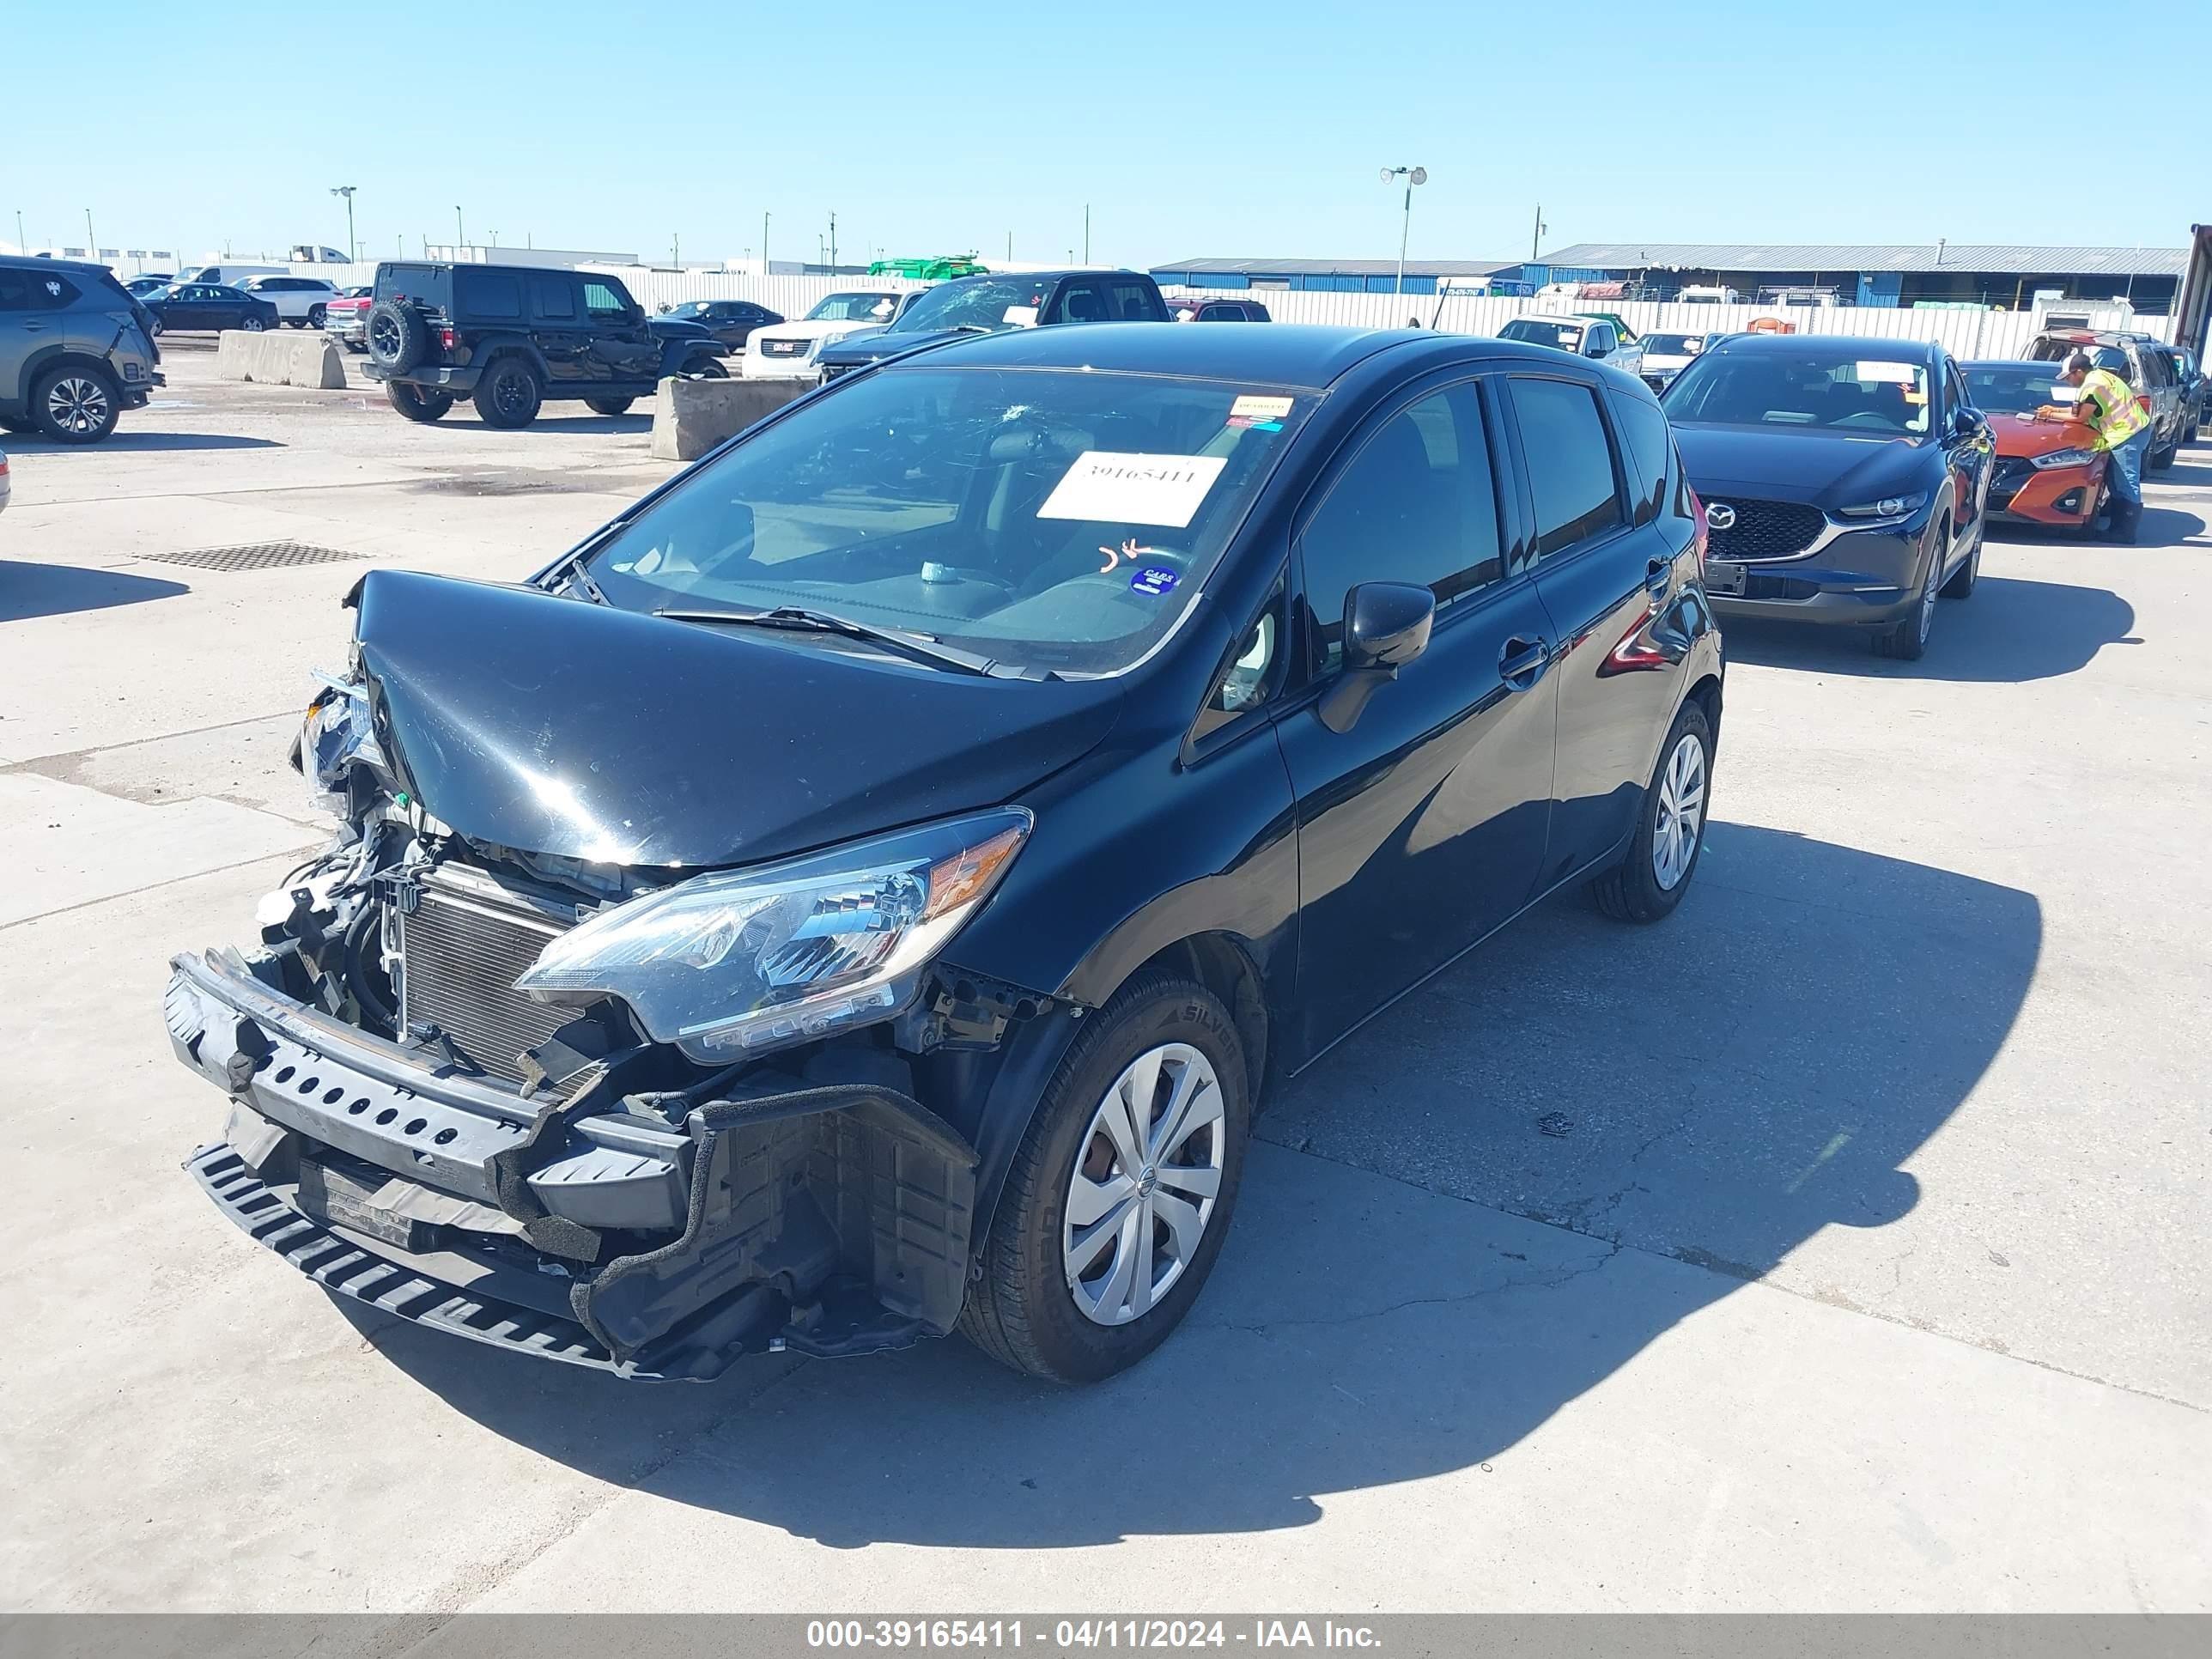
1529,241 -> 2187,313
1156,241 -> 2190,313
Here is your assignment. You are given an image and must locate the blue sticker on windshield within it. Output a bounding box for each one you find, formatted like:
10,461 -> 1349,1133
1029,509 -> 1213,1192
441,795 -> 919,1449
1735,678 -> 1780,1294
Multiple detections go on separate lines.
1130,567 -> 1180,597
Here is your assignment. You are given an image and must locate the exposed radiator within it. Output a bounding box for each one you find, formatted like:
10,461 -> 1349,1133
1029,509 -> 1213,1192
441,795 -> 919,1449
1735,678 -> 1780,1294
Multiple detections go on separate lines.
396,866 -> 579,1083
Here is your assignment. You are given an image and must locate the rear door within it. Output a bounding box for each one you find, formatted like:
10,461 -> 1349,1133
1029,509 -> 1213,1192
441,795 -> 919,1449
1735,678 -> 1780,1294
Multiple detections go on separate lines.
1505,371 -> 1684,884
1276,371 -> 1559,1056
529,276 -> 592,383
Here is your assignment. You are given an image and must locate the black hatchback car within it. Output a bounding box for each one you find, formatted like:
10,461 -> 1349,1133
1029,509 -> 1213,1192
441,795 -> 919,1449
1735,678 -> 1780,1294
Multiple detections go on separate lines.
1662,333 -> 1994,659
167,325 -> 1721,1385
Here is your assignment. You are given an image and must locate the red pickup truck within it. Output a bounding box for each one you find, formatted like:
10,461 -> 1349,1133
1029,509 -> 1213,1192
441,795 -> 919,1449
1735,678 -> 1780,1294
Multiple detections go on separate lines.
320,286 -> 374,352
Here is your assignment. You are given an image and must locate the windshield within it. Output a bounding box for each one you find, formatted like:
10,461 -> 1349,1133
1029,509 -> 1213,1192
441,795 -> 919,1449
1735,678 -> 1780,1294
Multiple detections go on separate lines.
805,291 -> 902,323
2029,339 -> 2129,375
582,366 -> 1313,677
890,276 -> 1054,334
1644,332 -> 1704,356
665,300 -> 709,319
1499,319 -> 1584,351
1963,363 -> 2066,416
1664,347 -> 1932,435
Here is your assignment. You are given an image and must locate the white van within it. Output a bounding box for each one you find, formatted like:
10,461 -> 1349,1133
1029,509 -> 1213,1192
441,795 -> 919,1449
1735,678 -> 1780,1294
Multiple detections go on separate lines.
179,262 -> 289,289
1677,285 -> 1741,306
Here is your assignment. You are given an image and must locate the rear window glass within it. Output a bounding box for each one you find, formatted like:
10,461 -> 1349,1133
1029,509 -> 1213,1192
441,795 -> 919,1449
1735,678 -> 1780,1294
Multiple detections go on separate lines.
1508,378 -> 1624,556
459,270 -> 524,319
1608,391 -> 1674,525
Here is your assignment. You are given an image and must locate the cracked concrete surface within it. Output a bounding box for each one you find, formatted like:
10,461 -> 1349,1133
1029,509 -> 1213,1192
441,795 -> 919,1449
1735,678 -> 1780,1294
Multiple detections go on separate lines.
1,352 -> 2208,1615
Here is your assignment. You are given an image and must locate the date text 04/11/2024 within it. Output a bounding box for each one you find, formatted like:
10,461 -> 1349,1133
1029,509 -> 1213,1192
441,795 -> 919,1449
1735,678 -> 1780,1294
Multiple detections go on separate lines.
804,1620 -> 1382,1650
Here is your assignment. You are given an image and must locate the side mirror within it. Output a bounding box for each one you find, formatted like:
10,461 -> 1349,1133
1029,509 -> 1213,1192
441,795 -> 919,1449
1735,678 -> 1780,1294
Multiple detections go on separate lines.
1951,405 -> 1980,436
1321,582 -> 1434,733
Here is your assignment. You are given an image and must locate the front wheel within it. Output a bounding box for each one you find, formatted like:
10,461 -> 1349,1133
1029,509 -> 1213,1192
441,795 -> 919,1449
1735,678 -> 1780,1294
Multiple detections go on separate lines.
1875,517 -> 1947,660
1589,701 -> 1713,923
584,396 -> 635,416
240,313 -> 267,332
960,972 -> 1249,1383
1940,518 -> 1981,598
307,304 -> 327,329
680,356 -> 729,380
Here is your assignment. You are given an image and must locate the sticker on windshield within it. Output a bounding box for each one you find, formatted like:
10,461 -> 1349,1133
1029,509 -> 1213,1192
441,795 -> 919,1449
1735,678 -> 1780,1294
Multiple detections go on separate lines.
1002,304 -> 1040,327
1230,395 -> 1294,422
1038,452 -> 1230,528
1856,361 -> 1919,384
1129,567 -> 1181,597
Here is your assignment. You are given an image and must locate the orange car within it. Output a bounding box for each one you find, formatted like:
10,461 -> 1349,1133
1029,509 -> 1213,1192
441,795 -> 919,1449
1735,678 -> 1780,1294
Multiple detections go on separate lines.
1962,359 -> 2108,536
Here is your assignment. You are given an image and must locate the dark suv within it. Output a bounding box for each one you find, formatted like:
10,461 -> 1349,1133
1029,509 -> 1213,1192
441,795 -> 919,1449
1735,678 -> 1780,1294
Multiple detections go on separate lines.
812,269 -> 1170,383
362,262 -> 730,427
0,257 -> 164,444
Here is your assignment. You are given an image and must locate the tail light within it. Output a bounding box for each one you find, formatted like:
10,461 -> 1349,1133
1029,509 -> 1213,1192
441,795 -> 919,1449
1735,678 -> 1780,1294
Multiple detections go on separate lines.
439,326 -> 457,350
1688,486 -> 1710,573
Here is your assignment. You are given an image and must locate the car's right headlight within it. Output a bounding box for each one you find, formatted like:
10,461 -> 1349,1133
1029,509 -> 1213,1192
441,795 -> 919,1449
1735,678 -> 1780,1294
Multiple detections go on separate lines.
2030,447 -> 2099,470
515,809 -> 1030,1061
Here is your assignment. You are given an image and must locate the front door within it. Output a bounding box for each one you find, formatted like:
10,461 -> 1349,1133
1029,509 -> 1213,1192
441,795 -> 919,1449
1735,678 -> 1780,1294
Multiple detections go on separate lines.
1275,374 -> 1559,1059
530,276 -> 592,384
583,278 -> 659,381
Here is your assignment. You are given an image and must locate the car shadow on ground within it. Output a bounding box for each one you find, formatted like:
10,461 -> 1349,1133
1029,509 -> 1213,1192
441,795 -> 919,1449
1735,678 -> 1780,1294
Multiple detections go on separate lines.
0,559 -> 189,622
1722,574 -> 2136,683
0,432 -> 281,453
349,824 -> 2039,1546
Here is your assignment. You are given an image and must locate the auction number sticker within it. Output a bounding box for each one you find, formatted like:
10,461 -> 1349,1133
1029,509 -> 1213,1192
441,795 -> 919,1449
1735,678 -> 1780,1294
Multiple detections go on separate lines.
1856,361 -> 1919,384
1037,452 -> 1229,527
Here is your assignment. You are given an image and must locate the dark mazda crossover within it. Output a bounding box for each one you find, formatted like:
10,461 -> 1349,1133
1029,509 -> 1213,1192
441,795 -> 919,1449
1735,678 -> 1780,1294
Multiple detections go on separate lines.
1663,333 -> 1993,659
167,325 -> 1723,1384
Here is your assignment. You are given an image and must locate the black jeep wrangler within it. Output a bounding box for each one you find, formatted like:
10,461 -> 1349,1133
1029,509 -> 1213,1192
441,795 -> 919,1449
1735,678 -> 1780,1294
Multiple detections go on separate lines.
362,263 -> 728,427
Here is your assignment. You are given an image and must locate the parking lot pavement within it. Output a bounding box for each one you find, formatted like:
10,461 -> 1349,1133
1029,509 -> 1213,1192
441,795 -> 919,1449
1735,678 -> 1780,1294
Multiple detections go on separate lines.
2,358 -> 2207,1615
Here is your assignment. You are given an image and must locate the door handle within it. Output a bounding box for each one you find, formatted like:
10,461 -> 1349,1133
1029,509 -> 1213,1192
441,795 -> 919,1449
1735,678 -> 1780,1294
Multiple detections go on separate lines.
1645,557 -> 1672,599
1498,637 -> 1550,687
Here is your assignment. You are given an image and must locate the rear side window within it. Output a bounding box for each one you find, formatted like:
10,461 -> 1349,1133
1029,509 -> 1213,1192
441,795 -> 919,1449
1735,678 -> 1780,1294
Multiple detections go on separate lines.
459,270 -> 523,319
1300,384 -> 1505,672
532,278 -> 577,320
1106,280 -> 1165,320
1607,390 -> 1674,526
1508,377 -> 1625,557
0,269 -> 80,309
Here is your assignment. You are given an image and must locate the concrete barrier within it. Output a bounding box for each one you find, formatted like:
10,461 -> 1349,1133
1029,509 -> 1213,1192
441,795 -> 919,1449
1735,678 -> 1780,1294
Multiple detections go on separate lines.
649,376 -> 808,461
214,329 -> 348,390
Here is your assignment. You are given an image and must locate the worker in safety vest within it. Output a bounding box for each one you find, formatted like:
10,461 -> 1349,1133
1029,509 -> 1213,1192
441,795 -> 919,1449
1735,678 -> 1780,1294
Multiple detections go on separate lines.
2038,350 -> 2153,544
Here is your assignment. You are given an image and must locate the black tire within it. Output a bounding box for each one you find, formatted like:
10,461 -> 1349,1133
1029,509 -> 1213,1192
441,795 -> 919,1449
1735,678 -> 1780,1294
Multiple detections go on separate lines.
584,396 -> 635,416
240,313 -> 268,333
364,300 -> 428,372
385,381 -> 453,423
960,972 -> 1250,1384
2148,435 -> 2176,472
680,356 -> 729,380
31,364 -> 121,443
1940,516 -> 1981,598
1875,516 -> 1947,661
471,356 -> 543,428
1588,701 -> 1714,924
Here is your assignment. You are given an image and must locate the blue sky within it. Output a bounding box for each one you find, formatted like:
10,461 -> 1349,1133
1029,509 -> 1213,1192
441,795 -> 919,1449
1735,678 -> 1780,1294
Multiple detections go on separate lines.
7,1 -> 2206,267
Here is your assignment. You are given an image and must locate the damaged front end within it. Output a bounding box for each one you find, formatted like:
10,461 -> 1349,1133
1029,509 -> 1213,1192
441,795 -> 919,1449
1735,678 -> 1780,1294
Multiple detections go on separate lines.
171,660 -> 1036,1380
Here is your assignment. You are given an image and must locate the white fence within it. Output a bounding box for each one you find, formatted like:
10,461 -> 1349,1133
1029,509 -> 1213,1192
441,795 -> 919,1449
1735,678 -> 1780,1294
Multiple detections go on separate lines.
286,260 -> 2177,358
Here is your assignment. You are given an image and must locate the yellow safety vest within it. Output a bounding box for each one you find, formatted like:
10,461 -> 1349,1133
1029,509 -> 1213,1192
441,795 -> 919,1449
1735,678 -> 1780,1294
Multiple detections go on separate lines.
2075,368 -> 2149,449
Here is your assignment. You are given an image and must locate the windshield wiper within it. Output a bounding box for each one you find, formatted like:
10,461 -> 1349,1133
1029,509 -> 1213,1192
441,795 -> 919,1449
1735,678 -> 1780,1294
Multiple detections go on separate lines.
653,605 -> 1004,677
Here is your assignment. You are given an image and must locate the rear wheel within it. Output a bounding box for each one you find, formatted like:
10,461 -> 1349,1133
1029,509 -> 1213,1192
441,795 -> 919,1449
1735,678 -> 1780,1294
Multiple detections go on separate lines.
307,304 -> 327,329
1875,516 -> 1947,660
471,356 -> 543,428
1589,701 -> 1712,923
32,365 -> 119,443
584,396 -> 635,416
240,313 -> 268,332
960,972 -> 1249,1383
385,381 -> 453,423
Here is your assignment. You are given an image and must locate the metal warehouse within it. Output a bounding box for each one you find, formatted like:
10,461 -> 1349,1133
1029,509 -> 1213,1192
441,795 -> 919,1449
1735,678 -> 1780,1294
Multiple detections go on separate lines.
1149,257 -> 1528,295
1532,241 -> 2188,313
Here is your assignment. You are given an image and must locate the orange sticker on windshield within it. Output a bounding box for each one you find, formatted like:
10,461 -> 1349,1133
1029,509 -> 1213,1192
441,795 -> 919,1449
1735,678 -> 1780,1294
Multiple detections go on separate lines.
1901,390 -> 1927,404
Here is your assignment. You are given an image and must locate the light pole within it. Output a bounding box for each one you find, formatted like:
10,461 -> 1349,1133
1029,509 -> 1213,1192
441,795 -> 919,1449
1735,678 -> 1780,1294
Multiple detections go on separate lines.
454,207 -> 465,253
1379,167 -> 1426,299
85,208 -> 97,255
1530,205 -> 1547,263
762,212 -> 769,271
12,210 -> 22,256
331,185 -> 356,261
828,210 -> 836,270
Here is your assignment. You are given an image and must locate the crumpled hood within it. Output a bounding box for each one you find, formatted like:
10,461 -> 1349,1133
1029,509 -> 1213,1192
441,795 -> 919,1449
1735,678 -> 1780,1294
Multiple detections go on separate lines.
1672,422 -> 1930,507
351,569 -> 1123,871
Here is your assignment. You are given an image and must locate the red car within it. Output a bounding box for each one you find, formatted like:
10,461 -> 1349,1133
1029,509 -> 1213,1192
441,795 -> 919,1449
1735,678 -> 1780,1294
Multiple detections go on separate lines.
1963,359 -> 2108,537
321,286 -> 374,352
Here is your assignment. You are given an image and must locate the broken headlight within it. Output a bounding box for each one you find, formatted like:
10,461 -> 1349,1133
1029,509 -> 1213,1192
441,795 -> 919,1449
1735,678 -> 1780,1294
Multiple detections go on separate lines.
301,675 -> 385,813
514,808 -> 1030,1061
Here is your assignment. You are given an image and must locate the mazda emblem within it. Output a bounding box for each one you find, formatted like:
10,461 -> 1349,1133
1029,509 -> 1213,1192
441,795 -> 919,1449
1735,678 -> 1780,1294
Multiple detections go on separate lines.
1705,503 -> 1738,531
